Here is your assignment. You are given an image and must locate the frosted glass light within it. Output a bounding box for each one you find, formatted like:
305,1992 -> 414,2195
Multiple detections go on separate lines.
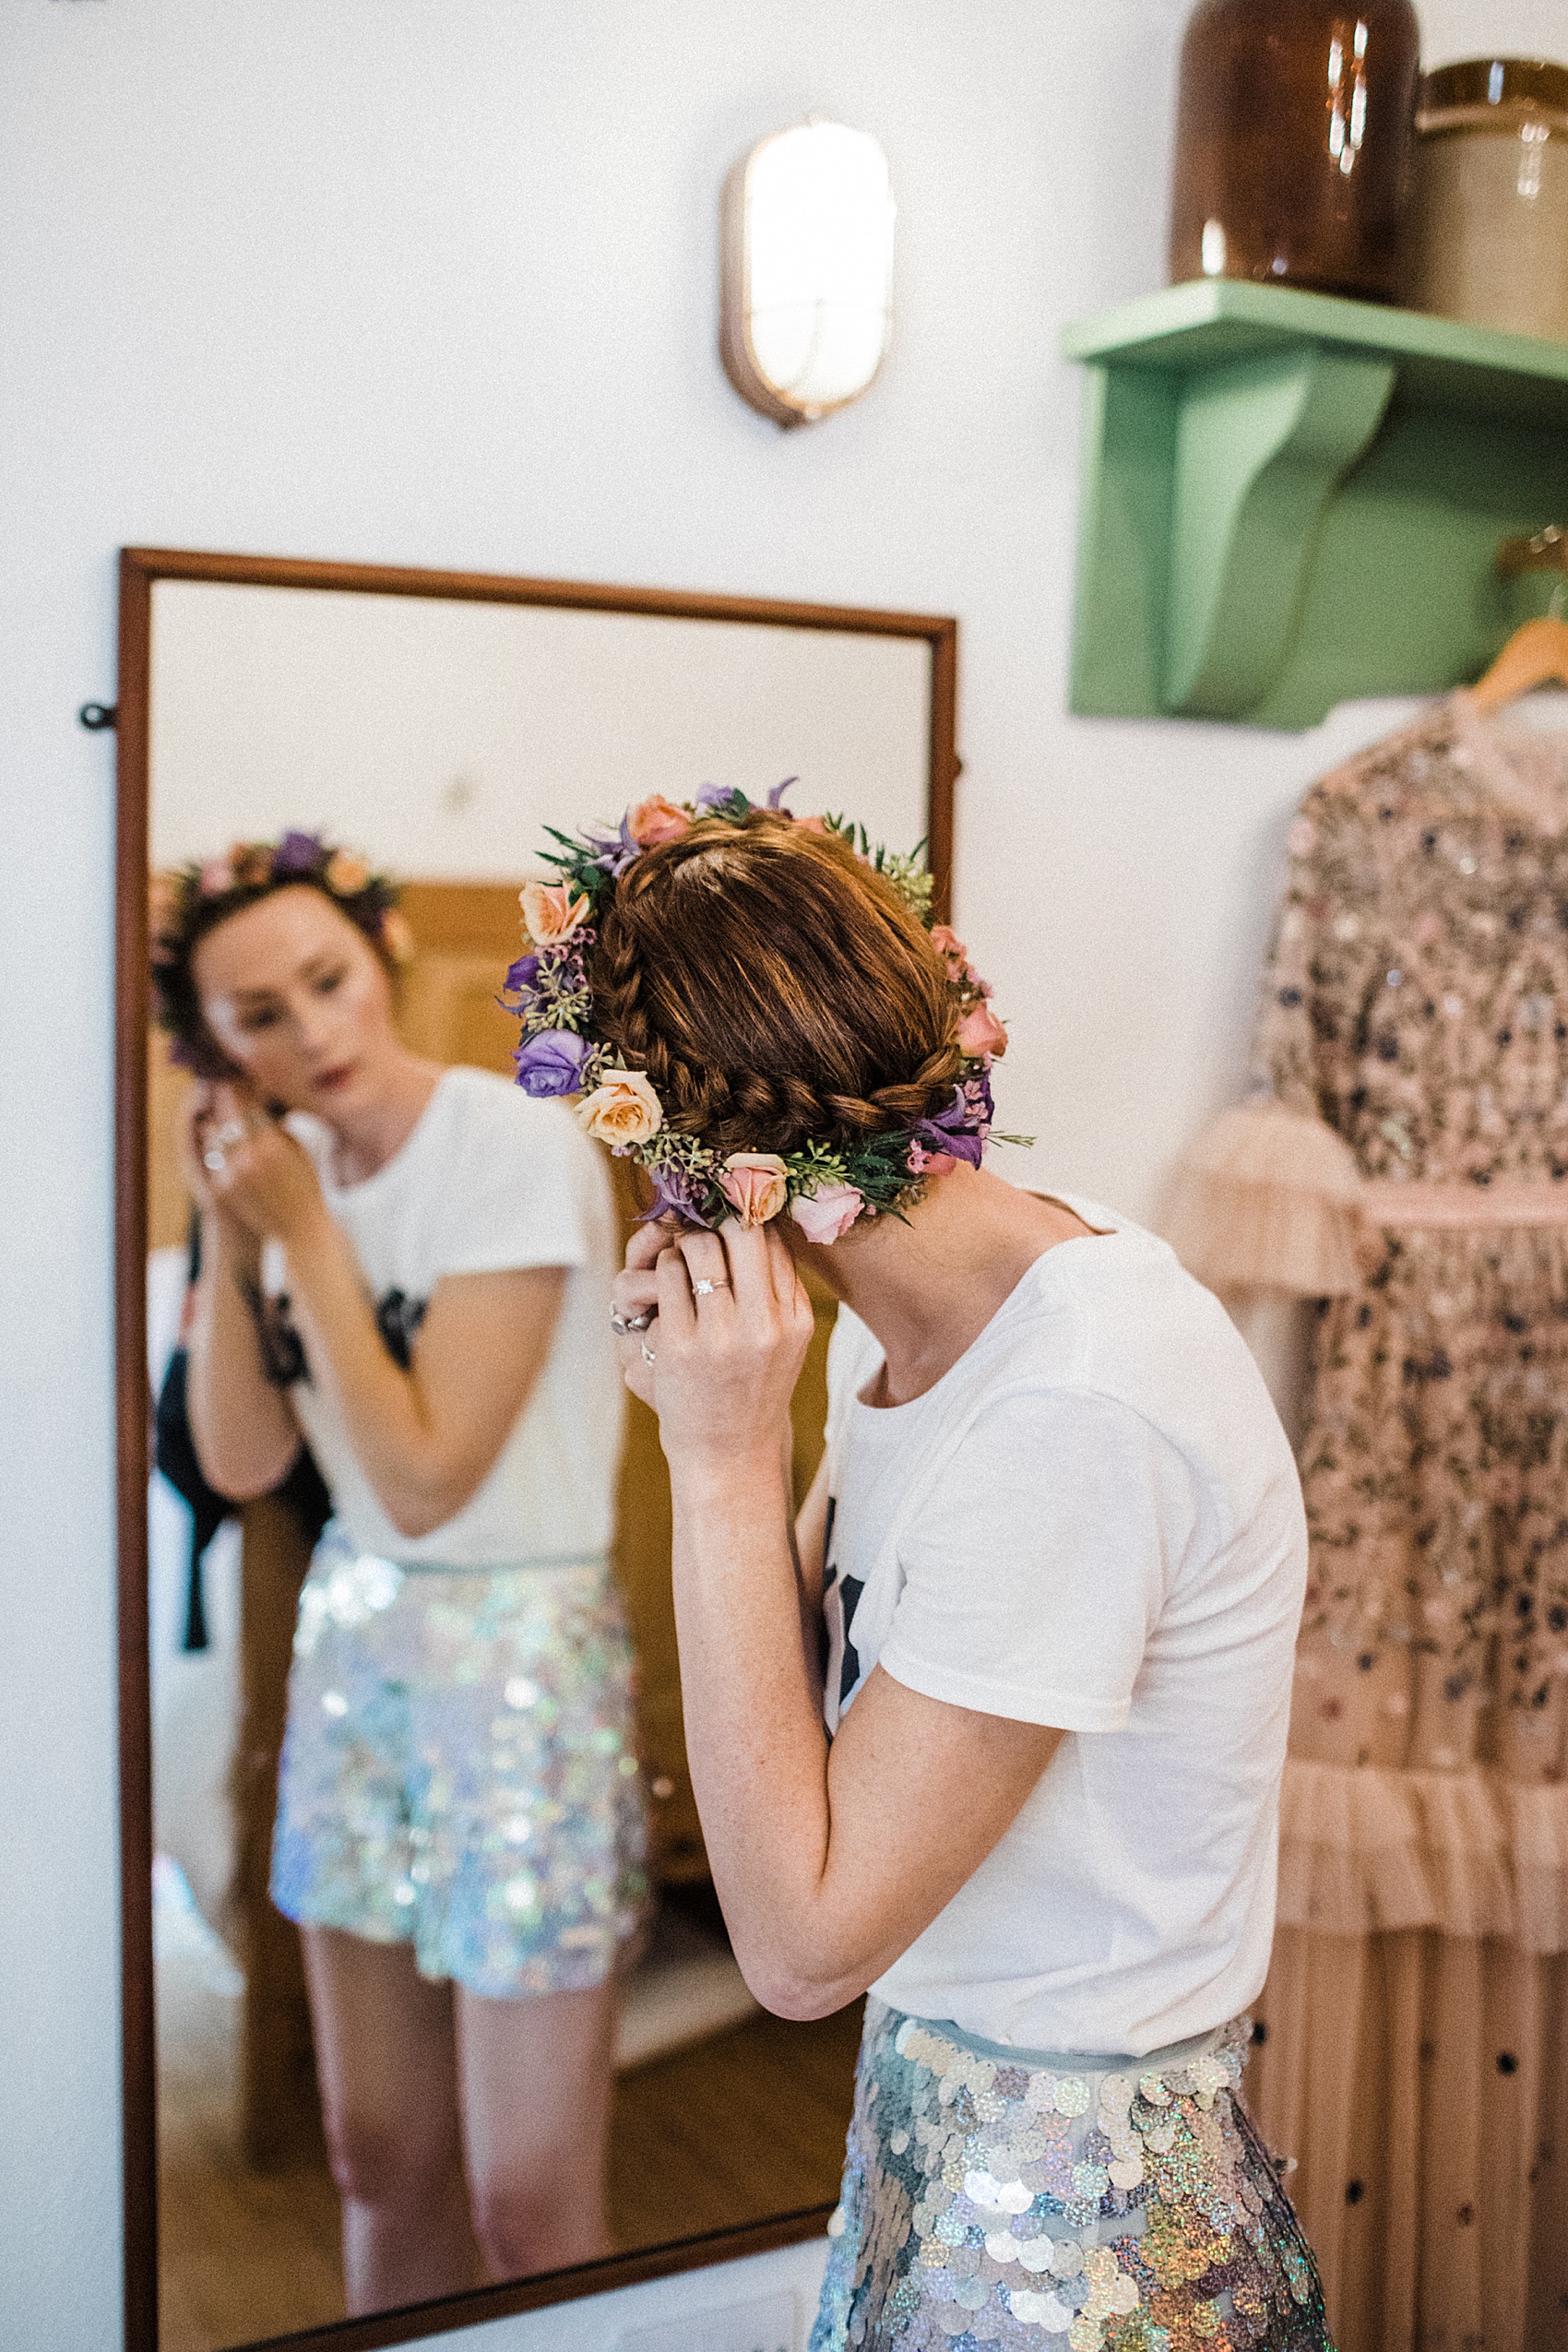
720,121 -> 896,427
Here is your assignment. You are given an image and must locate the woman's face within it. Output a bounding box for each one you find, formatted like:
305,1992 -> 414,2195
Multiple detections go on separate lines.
190,885 -> 401,1117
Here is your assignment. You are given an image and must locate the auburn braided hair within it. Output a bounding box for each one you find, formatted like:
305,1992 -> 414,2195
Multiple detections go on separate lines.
586,811 -> 961,1158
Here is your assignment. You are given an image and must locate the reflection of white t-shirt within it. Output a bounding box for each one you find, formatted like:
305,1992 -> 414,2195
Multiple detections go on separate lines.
820,1194 -> 1307,2058
262,1065 -> 623,1569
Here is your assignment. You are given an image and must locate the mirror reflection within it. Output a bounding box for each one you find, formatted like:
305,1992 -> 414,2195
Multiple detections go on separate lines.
145,573 -> 941,2348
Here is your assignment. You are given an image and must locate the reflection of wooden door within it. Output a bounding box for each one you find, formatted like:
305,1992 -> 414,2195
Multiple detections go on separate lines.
153,881 -> 835,2160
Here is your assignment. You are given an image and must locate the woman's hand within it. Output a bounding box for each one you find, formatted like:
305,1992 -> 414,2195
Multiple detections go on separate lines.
190,1081 -> 329,1249
636,1218 -> 815,1481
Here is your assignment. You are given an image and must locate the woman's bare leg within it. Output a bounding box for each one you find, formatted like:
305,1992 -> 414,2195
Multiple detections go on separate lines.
300,1926 -> 480,2312
456,1979 -> 616,2279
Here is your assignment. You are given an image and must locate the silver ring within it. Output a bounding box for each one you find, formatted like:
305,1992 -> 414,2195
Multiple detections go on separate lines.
691,1277 -> 730,1298
610,1306 -> 656,1336
202,1147 -> 227,1172
640,1341 -> 657,1366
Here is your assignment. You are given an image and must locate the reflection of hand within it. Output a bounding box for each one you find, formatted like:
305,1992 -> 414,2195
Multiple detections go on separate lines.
646,1220 -> 814,1482
192,1081 -> 328,1248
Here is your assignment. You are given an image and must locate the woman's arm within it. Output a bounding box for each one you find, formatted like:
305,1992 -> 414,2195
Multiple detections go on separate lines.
629,1223 -> 1061,2022
199,1087 -> 568,1540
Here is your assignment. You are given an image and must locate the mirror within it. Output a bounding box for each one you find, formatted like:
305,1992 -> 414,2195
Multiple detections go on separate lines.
117,551 -> 957,2352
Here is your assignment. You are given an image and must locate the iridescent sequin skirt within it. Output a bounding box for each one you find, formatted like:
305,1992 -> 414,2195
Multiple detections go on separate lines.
811,2000 -> 1332,2352
271,1532 -> 648,1999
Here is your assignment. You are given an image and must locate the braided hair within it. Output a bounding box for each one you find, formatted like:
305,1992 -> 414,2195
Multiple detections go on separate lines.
586,812 -> 961,1159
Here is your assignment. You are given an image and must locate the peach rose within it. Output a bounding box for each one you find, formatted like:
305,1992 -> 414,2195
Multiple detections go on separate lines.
520,879 -> 592,944
719,1152 -> 789,1226
795,814 -> 828,835
149,873 -> 181,929
326,849 -> 371,895
957,1002 -> 1008,1059
199,855 -> 235,897
790,1182 -> 863,1244
930,922 -> 968,969
626,794 -> 692,848
378,909 -> 415,964
576,1069 -> 663,1147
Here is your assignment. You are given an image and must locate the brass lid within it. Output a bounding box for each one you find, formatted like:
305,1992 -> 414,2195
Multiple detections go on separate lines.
1418,56 -> 1568,129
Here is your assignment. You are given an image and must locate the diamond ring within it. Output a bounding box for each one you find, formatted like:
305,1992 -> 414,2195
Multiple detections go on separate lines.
692,1277 -> 730,1298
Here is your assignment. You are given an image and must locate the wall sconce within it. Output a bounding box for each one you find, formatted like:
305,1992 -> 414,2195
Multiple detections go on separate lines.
720,120 -> 896,429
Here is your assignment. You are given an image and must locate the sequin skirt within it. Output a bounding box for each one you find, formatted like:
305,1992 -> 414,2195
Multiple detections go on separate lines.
271,1532 -> 648,1999
810,2000 -> 1333,2352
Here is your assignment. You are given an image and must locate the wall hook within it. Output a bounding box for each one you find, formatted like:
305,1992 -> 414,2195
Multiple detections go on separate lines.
78,702 -> 118,731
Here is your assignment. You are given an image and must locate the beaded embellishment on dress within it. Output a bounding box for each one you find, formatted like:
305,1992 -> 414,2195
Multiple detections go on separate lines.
811,2001 -> 1332,2352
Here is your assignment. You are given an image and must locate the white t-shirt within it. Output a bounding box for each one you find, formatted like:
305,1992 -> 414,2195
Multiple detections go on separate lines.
821,1194 -> 1306,2058
262,1065 -> 623,1569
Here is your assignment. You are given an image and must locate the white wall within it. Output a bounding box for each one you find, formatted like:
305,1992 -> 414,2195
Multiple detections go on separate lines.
2,3 -> 1561,2345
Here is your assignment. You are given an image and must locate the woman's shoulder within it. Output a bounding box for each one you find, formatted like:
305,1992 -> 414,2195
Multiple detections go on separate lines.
437,1064 -> 592,1151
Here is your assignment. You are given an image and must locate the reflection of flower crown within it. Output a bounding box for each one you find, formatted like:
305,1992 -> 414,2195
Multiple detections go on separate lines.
149,829 -> 413,1057
504,781 -> 1022,1241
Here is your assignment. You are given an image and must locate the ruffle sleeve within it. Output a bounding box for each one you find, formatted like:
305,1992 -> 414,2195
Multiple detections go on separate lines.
1161,1099 -> 1364,1298
1164,784 -> 1373,1299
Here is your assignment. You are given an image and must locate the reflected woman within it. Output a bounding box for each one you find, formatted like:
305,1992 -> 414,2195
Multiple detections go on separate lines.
513,790 -> 1332,2350
151,834 -> 645,2311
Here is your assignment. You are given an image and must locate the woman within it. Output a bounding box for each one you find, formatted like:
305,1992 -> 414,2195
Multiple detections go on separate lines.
152,832 -> 644,2311
510,789 -> 1331,2349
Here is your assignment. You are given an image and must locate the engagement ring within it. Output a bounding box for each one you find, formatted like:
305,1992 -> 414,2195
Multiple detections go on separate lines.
691,1277 -> 730,1297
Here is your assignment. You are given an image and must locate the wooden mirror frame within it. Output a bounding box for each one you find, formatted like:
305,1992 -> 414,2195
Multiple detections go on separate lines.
114,547 -> 959,2352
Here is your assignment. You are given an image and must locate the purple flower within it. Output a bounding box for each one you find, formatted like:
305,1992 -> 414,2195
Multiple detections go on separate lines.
514,1028 -> 592,1098
694,782 -> 755,821
637,1165 -> 713,1227
766,777 -> 799,810
273,829 -> 325,877
503,953 -> 541,997
913,1079 -> 992,1169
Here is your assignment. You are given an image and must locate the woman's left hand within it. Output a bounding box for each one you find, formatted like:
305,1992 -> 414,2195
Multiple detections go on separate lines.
641,1220 -> 815,1480
194,1081 -> 328,1248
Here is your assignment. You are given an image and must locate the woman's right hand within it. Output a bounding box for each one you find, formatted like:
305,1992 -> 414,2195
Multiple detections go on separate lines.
181,1085 -> 258,1258
610,1217 -> 677,1408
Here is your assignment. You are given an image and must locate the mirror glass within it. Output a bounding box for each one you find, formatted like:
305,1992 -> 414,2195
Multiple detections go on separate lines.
142,568 -> 944,2350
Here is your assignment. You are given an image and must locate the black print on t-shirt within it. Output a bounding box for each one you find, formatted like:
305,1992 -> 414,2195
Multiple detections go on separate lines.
375,1288 -> 428,1370
837,1575 -> 865,1708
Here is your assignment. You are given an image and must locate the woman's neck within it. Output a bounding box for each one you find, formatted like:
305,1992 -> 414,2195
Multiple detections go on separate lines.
798,1164 -> 1097,1406
322,1050 -> 445,1185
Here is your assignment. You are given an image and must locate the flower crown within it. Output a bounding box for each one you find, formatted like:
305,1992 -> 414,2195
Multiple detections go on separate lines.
503,781 -> 1018,1242
149,830 -> 413,1061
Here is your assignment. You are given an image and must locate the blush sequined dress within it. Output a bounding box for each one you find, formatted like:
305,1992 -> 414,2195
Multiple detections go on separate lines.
1165,695 -> 1568,2352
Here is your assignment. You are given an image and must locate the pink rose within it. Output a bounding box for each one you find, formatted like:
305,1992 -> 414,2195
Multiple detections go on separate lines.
790,1182 -> 863,1244
930,923 -> 968,969
795,814 -> 828,835
626,794 -> 693,848
719,1152 -> 789,1226
956,1002 -> 1008,1059
520,879 -> 592,944
198,856 -> 235,897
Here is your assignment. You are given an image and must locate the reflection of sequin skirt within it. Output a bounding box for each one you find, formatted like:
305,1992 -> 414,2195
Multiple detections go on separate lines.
811,2000 -> 1333,2352
271,1532 -> 648,1999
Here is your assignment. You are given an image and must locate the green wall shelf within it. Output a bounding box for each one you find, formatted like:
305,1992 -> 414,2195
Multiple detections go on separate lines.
1062,279 -> 1568,731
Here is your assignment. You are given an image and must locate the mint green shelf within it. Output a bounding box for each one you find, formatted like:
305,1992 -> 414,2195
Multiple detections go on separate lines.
1062,279 -> 1568,731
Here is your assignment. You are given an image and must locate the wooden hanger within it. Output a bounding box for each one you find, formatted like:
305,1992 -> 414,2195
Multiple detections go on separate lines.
1473,529 -> 1568,713
1471,616 -> 1568,715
